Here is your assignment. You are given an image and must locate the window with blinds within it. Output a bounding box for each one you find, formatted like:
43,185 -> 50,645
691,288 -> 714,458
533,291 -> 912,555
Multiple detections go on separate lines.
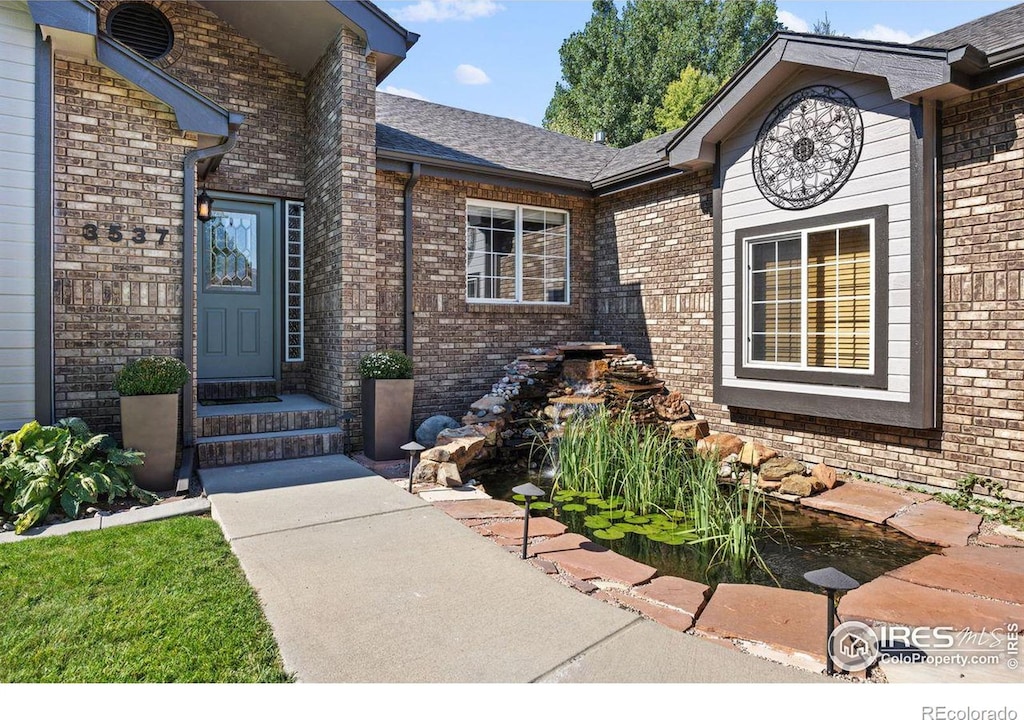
747,220 -> 873,372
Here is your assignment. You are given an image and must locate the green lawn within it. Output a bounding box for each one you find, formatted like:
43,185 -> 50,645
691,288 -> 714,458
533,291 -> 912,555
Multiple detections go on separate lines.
0,515 -> 291,682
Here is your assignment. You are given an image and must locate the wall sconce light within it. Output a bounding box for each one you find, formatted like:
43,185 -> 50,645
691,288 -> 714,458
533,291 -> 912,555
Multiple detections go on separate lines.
197,188 -> 213,223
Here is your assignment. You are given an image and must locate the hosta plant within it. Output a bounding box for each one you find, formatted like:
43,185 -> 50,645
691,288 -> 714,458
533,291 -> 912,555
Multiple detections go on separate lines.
0,418 -> 157,534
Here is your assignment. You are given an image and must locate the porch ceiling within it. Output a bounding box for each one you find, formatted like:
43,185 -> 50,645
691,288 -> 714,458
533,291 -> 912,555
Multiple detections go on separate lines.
197,1 -> 412,81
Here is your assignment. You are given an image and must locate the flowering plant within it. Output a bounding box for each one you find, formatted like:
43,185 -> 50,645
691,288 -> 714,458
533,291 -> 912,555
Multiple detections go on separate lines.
359,350 -> 413,380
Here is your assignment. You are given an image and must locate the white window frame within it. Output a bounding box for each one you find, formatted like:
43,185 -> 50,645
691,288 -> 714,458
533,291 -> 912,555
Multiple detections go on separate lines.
465,199 -> 571,306
742,217 -> 876,375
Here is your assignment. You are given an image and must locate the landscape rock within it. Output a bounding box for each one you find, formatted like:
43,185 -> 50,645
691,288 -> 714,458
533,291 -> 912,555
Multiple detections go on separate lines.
412,459 -> 440,485
651,391 -> 693,421
420,447 -> 451,463
435,462 -> 462,487
471,395 -> 507,412
779,474 -> 815,498
811,463 -> 838,490
737,442 -> 760,467
436,436 -> 487,471
415,415 -> 459,447
670,420 -> 709,441
756,478 -> 782,492
801,481 -> 932,524
696,433 -> 744,458
758,456 -> 807,483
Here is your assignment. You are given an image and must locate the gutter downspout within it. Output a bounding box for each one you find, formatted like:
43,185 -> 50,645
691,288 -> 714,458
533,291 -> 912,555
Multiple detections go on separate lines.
182,131 -> 239,447
403,162 -> 420,357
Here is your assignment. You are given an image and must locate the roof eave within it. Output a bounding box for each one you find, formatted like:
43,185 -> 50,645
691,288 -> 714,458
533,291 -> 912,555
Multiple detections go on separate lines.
666,32 -> 979,170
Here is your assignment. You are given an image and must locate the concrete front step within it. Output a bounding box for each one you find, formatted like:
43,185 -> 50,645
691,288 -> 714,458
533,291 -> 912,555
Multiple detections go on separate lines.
196,427 -> 345,468
197,377 -> 279,401
197,394 -> 339,438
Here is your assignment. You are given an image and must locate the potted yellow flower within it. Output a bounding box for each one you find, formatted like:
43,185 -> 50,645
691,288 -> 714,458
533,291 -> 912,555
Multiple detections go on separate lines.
113,356 -> 189,491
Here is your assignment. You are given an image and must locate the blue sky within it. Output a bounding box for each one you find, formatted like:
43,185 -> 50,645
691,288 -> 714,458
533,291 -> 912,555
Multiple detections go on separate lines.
376,0 -> 1019,126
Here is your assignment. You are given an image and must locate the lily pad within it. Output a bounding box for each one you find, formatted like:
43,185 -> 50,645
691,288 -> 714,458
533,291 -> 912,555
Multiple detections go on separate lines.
600,510 -> 626,520
666,509 -> 691,519
624,516 -> 651,525
586,497 -> 606,506
578,491 -> 602,499
593,528 -> 625,541
529,501 -> 553,511
583,516 -> 612,529
629,524 -> 656,536
561,503 -> 588,512
552,494 -> 576,503
613,523 -> 638,533
512,494 -> 529,503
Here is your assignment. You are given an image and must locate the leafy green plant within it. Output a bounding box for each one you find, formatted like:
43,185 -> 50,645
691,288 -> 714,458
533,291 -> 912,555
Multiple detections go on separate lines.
549,406 -> 771,572
113,356 -> 189,396
938,474 -> 1024,530
0,418 -> 157,534
358,350 -> 413,380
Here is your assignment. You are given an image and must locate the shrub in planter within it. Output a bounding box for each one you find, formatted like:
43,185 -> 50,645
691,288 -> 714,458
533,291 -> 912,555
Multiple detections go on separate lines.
359,350 -> 414,461
114,356 -> 189,492
0,418 -> 157,534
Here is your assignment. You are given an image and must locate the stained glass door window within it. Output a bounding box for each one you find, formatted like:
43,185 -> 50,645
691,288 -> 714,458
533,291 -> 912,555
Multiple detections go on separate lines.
206,211 -> 258,291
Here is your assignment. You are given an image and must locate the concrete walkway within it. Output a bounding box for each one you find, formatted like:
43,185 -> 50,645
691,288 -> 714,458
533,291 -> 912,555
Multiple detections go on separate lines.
200,455 -> 824,683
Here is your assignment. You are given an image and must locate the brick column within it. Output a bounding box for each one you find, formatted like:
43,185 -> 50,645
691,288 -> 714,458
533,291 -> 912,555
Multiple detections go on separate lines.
304,28 -> 378,444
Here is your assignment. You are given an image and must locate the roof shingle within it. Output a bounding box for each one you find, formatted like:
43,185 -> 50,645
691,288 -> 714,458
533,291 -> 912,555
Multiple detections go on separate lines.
912,2 -> 1024,54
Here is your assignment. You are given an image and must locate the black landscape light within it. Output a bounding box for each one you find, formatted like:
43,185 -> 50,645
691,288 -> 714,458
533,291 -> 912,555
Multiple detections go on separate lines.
804,566 -> 860,675
511,482 -> 544,560
197,187 -> 213,222
401,441 -> 425,493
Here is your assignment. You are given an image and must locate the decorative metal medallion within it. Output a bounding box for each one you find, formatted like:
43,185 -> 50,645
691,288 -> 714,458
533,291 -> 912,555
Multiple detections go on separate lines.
752,85 -> 863,210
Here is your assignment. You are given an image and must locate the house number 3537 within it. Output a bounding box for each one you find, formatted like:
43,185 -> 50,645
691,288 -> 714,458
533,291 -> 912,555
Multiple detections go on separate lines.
82,223 -> 170,245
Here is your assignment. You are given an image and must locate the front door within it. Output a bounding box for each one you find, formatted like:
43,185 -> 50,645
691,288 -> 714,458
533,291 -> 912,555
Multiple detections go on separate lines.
198,197 -> 278,379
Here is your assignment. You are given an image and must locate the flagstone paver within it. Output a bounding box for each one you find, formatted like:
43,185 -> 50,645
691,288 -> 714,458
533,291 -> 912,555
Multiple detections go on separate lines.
943,544 -> 1024,572
838,575 -> 1024,632
694,584 -> 828,662
433,498 -> 523,520
633,576 -> 712,620
886,552 -> 1024,605
488,516 -> 567,539
530,532 -> 601,556
978,534 -> 1024,548
607,590 -> 696,632
418,487 -> 492,503
886,501 -> 982,546
800,481 -> 930,524
543,545 -> 657,586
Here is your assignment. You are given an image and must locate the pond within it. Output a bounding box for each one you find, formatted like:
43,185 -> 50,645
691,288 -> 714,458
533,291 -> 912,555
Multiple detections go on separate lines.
478,470 -> 936,591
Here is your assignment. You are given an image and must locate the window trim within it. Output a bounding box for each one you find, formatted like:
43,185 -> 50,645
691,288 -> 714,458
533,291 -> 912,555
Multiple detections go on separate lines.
465,198 -> 571,306
733,205 -> 889,389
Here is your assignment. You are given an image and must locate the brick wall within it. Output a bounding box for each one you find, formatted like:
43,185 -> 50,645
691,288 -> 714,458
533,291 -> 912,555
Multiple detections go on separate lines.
377,171 -> 597,425
304,28 -> 378,442
592,81 -> 1024,500
52,56 -> 196,433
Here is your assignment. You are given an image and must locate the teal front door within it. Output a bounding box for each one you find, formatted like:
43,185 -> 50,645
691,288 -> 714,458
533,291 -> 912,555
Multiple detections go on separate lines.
198,197 -> 278,379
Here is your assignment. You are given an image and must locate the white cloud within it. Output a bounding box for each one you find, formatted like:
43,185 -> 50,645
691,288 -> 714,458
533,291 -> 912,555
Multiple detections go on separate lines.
777,10 -> 810,33
852,24 -> 934,44
454,63 -> 491,85
392,0 -> 503,23
382,85 -> 429,101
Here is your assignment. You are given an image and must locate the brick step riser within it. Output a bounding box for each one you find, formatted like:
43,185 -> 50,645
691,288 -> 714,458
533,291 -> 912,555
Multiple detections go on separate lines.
197,432 -> 346,468
198,409 -> 339,438
197,380 -> 280,402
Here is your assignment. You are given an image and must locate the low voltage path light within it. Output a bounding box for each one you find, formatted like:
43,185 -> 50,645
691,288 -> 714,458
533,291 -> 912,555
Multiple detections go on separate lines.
511,482 -> 545,560
804,566 -> 860,675
401,441 -> 425,493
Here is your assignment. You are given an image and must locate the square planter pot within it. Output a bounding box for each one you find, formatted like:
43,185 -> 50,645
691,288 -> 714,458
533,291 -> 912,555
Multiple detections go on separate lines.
120,393 -> 179,492
361,378 -> 414,461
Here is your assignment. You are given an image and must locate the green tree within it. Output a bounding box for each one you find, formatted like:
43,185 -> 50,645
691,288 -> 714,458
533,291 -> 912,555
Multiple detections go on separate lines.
812,12 -> 838,36
544,0 -> 779,147
652,65 -> 720,133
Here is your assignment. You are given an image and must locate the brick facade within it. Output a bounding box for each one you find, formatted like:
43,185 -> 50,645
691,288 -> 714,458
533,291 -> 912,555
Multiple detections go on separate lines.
304,27 -> 378,443
592,82 -> 1024,500
376,171 -> 596,425
52,55 -> 195,432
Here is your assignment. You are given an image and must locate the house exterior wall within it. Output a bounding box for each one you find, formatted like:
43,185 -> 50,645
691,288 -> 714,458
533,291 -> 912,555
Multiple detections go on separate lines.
0,0 -> 36,430
719,71 -> 913,404
377,170 -> 597,425
51,53 -> 196,433
304,26 -> 378,443
593,79 -> 1024,501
